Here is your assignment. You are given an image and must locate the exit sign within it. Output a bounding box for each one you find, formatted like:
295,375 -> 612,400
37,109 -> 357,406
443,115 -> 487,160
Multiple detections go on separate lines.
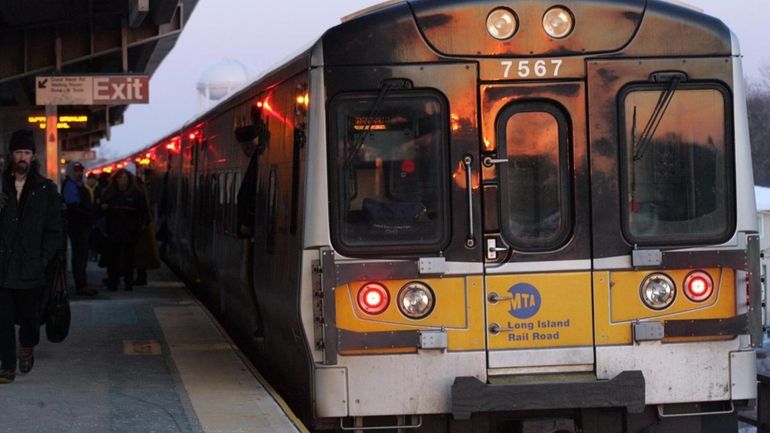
35,75 -> 150,106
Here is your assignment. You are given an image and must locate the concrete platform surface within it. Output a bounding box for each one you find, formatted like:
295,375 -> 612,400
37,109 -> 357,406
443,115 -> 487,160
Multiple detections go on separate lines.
0,264 -> 305,433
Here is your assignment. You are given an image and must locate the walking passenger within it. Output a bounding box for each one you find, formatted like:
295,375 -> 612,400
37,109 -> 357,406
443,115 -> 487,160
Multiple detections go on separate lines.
101,169 -> 148,291
132,169 -> 152,286
92,172 -> 111,266
0,129 -> 64,384
85,173 -> 100,262
62,161 -> 97,296
84,172 -> 97,203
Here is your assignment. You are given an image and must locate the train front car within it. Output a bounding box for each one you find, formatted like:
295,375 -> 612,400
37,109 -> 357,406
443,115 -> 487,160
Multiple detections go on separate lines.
305,1 -> 762,432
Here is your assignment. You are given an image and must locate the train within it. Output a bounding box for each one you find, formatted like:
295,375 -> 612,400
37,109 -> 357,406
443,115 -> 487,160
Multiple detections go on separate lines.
91,1 -> 766,432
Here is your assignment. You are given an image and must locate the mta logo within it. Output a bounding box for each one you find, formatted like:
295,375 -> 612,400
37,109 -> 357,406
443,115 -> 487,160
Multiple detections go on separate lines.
508,283 -> 541,319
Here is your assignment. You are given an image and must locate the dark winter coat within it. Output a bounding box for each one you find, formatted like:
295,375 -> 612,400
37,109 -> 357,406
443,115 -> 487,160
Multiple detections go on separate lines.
0,171 -> 64,290
102,186 -> 148,244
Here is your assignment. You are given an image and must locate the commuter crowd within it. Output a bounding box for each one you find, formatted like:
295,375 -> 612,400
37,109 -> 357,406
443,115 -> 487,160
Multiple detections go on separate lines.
0,129 -> 159,384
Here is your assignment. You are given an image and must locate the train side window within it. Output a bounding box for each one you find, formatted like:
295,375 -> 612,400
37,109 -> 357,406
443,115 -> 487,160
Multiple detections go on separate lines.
266,166 -> 278,254
496,102 -> 572,251
225,172 -> 233,233
218,172 -> 226,230
234,172 -> 242,204
219,173 -> 226,205
328,90 -> 450,255
181,178 -> 189,219
619,84 -> 734,245
212,174 -> 220,231
197,173 -> 206,215
230,171 -> 239,234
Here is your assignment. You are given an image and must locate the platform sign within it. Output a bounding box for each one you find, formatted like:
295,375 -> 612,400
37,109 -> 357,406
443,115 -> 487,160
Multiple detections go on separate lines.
28,114 -> 89,130
35,75 -> 149,105
61,150 -> 96,161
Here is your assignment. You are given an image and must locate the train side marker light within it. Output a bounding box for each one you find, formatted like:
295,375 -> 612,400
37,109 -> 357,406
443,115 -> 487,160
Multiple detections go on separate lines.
486,8 -> 518,40
398,282 -> 435,319
683,271 -> 714,302
357,283 -> 390,315
640,273 -> 676,310
543,6 -> 574,39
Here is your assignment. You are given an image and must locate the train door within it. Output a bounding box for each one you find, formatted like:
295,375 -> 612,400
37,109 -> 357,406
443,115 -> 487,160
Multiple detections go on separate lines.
586,58 -> 741,391
480,81 -> 594,373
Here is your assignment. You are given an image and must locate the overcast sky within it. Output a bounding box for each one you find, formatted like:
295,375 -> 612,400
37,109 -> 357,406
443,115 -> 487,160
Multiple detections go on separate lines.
97,0 -> 770,159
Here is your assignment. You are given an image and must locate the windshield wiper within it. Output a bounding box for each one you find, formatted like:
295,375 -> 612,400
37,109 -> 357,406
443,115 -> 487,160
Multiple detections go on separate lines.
345,82 -> 396,168
632,76 -> 681,161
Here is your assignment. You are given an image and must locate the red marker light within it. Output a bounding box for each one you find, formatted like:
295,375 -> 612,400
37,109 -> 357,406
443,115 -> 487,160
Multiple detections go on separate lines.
683,271 -> 714,302
401,159 -> 416,174
188,132 -> 197,140
357,282 -> 390,315
166,140 -> 179,153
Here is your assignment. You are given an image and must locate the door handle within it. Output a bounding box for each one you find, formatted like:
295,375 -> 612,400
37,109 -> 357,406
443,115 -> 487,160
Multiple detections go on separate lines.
487,238 -> 508,260
483,156 -> 508,167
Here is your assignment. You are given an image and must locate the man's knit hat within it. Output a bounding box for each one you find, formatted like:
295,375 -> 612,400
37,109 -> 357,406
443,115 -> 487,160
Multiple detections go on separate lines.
9,129 -> 35,154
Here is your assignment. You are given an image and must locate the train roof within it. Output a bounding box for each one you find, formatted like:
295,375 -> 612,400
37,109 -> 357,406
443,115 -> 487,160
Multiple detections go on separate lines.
322,0 -> 731,64
95,0 -> 735,170
341,0 -> 706,21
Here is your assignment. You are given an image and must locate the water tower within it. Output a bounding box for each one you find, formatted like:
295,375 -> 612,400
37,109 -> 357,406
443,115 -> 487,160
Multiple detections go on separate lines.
196,59 -> 250,110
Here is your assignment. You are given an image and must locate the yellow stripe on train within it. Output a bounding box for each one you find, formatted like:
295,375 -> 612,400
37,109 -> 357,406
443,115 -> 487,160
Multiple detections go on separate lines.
594,268 -> 735,345
485,273 -> 594,350
335,276 -> 486,352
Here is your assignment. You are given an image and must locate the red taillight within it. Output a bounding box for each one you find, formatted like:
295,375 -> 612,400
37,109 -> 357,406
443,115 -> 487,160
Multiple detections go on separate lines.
684,271 -> 713,302
357,282 -> 390,315
401,159 -> 415,174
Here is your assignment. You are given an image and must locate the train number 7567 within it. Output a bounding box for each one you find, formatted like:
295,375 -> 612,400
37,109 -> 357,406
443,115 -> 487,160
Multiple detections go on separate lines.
501,59 -> 563,78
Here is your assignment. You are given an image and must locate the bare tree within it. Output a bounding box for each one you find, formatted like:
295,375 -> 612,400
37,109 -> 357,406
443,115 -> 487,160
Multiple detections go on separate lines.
748,64 -> 770,186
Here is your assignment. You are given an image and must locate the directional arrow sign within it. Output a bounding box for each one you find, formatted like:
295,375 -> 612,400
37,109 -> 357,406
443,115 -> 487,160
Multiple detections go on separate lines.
36,76 -> 92,105
35,74 -> 149,105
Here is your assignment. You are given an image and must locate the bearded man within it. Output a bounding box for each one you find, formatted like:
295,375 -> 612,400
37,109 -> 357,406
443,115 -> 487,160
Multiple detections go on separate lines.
0,129 -> 63,384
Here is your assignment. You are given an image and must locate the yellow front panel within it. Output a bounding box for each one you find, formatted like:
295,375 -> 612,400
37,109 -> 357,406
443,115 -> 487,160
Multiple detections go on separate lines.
594,268 -> 736,346
485,273 -> 593,350
335,276 -> 486,351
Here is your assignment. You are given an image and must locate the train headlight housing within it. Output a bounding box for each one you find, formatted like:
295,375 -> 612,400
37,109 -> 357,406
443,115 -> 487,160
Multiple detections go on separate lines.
640,273 -> 676,310
357,282 -> 390,315
543,6 -> 574,39
398,282 -> 435,319
486,8 -> 518,40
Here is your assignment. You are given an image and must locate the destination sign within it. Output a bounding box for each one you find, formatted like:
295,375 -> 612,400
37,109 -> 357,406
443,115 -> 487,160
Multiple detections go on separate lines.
61,150 -> 97,161
28,114 -> 89,130
35,75 -> 150,105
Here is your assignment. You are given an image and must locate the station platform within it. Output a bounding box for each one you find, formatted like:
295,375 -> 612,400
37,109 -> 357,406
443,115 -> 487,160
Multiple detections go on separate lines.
0,263 -> 307,433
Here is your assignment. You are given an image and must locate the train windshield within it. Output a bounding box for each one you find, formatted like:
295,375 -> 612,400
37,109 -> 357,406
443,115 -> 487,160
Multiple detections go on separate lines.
621,85 -> 734,244
329,91 -> 448,253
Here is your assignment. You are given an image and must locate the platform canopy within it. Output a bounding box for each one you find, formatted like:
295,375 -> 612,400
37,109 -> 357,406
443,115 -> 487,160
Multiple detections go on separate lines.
0,0 -> 199,151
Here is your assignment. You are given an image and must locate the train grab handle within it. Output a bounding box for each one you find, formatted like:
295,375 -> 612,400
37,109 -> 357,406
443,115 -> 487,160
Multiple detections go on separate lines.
463,155 -> 475,248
